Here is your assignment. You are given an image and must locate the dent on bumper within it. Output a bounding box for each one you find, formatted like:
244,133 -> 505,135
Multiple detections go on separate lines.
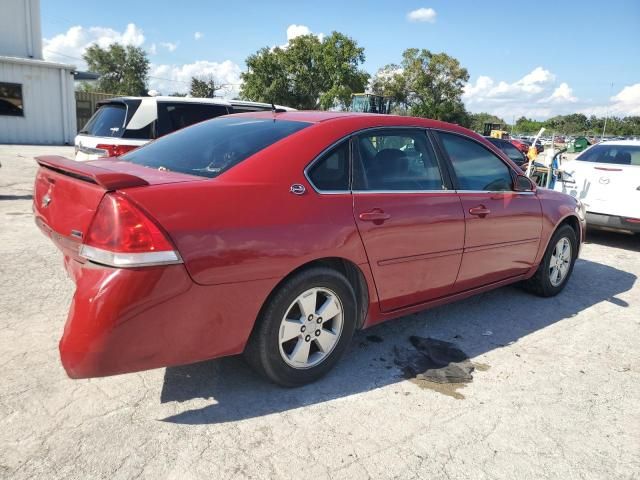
60,261 -> 274,378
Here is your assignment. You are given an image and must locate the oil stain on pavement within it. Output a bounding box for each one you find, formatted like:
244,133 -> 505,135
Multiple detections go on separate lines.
393,336 -> 489,399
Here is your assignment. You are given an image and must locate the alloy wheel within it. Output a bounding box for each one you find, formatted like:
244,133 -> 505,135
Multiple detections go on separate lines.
278,287 -> 344,369
549,237 -> 572,287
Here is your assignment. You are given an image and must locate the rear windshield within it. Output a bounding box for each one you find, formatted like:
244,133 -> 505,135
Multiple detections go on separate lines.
121,116 -> 310,178
577,144 -> 640,166
80,103 -> 128,137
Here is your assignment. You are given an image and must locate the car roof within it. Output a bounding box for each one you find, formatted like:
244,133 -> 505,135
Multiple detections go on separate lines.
230,110 -> 460,127
598,139 -> 640,146
103,96 -> 233,106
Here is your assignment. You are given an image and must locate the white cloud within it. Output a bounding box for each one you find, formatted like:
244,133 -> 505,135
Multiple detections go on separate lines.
407,8 -> 437,23
148,43 -> 157,55
149,60 -> 242,97
279,24 -> 324,48
43,23 -> 145,66
287,24 -> 312,41
159,41 -> 178,52
539,82 -> 577,104
463,67 -> 575,118
194,31 -> 203,40
580,83 -> 640,117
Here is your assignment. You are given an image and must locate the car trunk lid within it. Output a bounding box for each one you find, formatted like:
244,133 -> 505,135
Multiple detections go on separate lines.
560,160 -> 640,218
33,155 -> 205,261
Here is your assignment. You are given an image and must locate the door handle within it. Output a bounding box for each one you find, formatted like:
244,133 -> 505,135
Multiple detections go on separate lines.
469,205 -> 491,217
359,209 -> 391,223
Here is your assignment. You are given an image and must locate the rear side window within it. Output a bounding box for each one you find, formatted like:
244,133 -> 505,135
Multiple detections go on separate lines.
438,132 -> 513,191
577,144 -> 640,166
354,130 -> 443,191
307,141 -> 350,191
122,117 -> 310,178
80,104 -> 127,137
157,103 -> 230,136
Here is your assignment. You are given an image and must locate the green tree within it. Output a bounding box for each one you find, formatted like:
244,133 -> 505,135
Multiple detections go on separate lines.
189,76 -> 223,98
371,48 -> 470,123
82,43 -> 149,96
240,32 -> 369,110
370,64 -> 409,112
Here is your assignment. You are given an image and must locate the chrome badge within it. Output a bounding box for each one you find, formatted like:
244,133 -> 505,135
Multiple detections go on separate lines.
290,184 -> 306,195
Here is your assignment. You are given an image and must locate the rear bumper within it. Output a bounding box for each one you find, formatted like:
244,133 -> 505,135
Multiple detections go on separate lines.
59,258 -> 274,378
586,212 -> 640,234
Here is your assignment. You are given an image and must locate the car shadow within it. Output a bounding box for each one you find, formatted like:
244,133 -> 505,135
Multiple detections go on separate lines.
0,194 -> 33,201
159,258 -> 635,425
585,229 -> 640,252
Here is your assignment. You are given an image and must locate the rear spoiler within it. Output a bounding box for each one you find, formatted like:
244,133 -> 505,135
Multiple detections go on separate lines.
36,156 -> 149,190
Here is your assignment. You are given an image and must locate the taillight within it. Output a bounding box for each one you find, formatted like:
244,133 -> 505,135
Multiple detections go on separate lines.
95,144 -> 139,157
79,193 -> 181,267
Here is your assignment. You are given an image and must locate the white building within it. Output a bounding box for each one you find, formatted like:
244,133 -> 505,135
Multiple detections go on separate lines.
0,0 -> 76,144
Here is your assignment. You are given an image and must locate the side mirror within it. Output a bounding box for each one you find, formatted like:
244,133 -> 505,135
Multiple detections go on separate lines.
515,174 -> 536,192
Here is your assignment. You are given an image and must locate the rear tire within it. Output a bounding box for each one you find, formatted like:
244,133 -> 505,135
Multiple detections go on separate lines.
244,267 -> 357,387
522,224 -> 577,297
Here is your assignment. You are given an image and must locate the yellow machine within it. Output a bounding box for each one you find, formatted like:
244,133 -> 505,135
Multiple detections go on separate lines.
483,122 -> 509,139
490,130 -> 510,139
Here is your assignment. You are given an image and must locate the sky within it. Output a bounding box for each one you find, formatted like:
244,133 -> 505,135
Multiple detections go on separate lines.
41,0 -> 640,120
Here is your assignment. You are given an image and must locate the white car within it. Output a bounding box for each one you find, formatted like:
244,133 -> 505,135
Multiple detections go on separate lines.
74,97 -> 294,161
555,140 -> 640,234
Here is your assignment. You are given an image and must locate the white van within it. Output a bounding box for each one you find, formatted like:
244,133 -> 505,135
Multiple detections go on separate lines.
74,97 -> 294,161
555,140 -> 640,234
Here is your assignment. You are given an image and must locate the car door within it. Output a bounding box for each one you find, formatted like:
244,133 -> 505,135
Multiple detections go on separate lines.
434,130 -> 542,292
352,129 -> 466,312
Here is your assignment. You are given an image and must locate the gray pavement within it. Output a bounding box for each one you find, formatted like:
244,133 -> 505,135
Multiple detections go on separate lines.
1,145 -> 639,480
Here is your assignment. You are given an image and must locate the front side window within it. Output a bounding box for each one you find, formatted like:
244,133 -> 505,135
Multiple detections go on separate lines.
307,141 -> 350,191
122,117 -> 310,178
354,130 -> 444,191
0,82 -> 23,116
439,132 -> 513,191
157,103 -> 230,136
577,144 -> 640,166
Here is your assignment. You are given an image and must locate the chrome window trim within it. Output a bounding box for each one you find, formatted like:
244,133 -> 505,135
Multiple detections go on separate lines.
456,190 -> 536,195
352,189 -> 455,194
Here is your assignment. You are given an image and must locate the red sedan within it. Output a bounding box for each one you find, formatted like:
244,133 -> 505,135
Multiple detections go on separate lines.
510,138 -> 530,154
33,112 -> 585,386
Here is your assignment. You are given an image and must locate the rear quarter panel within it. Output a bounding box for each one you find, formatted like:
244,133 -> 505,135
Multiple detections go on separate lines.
121,118 -> 389,286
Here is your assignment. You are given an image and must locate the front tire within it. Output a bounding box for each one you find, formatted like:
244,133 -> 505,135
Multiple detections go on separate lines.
523,224 -> 578,297
244,267 -> 357,387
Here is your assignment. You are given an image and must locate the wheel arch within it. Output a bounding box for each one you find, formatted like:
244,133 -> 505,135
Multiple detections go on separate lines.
537,213 -> 582,265
557,214 -> 582,248
255,257 -> 370,333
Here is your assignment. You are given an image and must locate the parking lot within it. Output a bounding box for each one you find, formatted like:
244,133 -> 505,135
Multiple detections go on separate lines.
1,145 -> 639,480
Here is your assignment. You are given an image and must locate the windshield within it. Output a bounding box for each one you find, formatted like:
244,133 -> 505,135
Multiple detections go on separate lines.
577,144 -> 640,166
121,116 -> 311,178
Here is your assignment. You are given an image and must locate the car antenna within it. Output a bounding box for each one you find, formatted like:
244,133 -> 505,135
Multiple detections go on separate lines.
271,102 -> 277,122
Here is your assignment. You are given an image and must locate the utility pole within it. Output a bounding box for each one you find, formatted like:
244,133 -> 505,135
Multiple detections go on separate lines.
602,82 -> 613,141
